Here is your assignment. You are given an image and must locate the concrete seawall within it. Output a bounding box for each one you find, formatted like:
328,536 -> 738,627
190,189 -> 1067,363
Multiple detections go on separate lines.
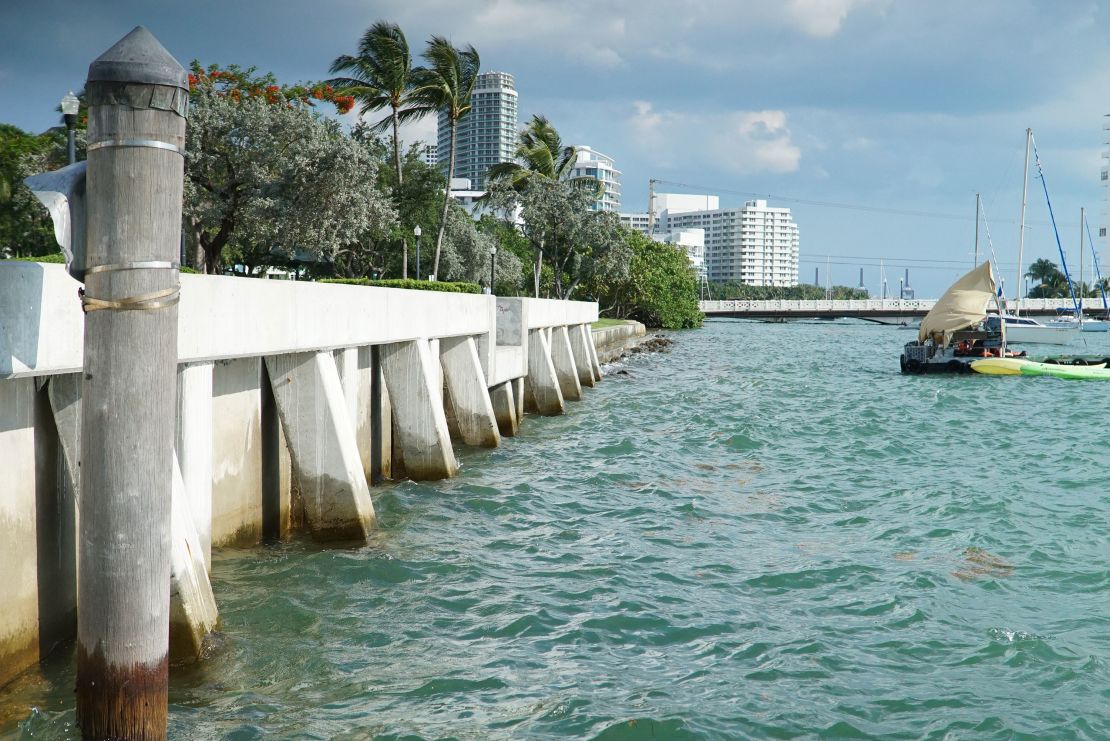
591,321 -> 648,363
0,263 -> 604,689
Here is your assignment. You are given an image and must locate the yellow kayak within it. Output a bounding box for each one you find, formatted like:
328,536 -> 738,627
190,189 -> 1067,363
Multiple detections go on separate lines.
969,357 -> 1029,375
971,358 -> 1108,377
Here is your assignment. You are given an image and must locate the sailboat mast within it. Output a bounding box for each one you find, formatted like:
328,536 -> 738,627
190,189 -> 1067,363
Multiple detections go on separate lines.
1016,128 -> 1032,316
1080,207 -> 1085,319
1088,218 -> 1109,315
974,193 -> 980,267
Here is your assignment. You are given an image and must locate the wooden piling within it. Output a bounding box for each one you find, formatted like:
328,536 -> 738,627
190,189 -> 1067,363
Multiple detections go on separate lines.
75,26 -> 188,740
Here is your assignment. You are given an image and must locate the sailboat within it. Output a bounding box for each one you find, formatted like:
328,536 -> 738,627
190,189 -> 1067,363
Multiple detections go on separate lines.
900,261 -> 1023,374
1081,214 -> 1110,331
1001,129 -> 1079,345
1042,206 -> 1110,332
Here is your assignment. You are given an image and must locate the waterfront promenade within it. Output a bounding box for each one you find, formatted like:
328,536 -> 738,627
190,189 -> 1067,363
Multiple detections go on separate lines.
0,260 -> 606,694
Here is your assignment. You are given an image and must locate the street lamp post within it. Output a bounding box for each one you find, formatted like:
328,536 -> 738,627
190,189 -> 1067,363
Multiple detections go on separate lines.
488,246 -> 497,295
61,90 -> 79,165
414,224 -> 422,280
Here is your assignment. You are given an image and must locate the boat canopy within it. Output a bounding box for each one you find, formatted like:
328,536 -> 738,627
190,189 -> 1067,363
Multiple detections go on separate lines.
918,261 -> 997,345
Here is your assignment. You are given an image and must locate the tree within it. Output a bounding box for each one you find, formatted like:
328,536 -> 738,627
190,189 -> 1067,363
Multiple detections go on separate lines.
1,104 -> 91,259
1025,258 -> 1062,296
328,22 -> 430,278
488,178 -> 629,299
709,283 -> 868,300
0,124 -> 57,257
486,115 -> 603,294
589,229 -> 703,329
184,64 -> 394,275
487,114 -> 578,189
476,214 -> 533,291
437,206 -> 523,290
410,37 -> 480,280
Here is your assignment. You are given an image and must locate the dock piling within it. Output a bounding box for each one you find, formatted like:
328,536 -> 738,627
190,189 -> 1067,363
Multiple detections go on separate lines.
75,26 -> 188,739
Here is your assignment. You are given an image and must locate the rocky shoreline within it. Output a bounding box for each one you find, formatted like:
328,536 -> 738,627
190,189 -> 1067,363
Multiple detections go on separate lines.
612,333 -> 673,361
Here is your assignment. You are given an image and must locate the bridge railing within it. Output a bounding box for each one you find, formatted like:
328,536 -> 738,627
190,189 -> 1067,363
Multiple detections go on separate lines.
700,298 -> 1097,313
700,299 -> 936,312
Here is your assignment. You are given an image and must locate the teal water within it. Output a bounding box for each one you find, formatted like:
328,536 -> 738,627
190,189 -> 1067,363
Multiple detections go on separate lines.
6,321 -> 1110,739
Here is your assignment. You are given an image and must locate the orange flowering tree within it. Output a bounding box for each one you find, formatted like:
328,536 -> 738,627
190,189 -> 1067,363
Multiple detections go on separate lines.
183,62 -> 394,275
187,62 -> 355,114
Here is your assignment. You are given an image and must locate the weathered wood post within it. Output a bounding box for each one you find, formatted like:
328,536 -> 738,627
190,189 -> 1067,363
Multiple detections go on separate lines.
75,27 -> 188,739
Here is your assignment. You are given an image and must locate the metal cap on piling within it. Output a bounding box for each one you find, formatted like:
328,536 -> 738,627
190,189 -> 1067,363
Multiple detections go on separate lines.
87,26 -> 188,89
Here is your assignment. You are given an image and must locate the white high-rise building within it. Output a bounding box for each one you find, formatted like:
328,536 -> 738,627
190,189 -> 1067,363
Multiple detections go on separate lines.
439,71 -> 518,191
419,144 -> 437,167
663,228 -> 706,280
567,146 -> 621,211
1101,115 -> 1110,246
620,194 -> 799,286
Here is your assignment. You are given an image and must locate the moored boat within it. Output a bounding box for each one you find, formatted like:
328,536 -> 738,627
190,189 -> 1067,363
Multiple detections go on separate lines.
900,261 -> 1025,374
995,314 -> 1079,345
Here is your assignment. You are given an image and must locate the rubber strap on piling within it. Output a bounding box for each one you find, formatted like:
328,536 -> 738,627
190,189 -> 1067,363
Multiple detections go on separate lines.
81,261 -> 181,312
81,286 -> 180,312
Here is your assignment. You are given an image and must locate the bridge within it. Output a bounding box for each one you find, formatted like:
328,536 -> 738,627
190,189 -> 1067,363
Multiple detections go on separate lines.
699,298 -> 1100,324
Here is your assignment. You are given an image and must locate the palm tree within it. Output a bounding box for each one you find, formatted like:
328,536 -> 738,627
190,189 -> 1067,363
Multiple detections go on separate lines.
488,115 -> 578,188
410,36 -> 480,281
487,115 -> 602,296
1024,257 -> 1061,295
328,22 -> 429,278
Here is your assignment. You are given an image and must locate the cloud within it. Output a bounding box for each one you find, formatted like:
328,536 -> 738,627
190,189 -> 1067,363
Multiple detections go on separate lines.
841,136 -> 875,151
363,110 -> 439,150
626,102 -> 801,176
447,0 -> 626,68
784,0 -> 888,38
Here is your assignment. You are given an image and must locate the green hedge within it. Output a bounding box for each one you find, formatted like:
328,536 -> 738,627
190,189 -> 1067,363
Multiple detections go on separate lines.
7,254 -> 201,274
319,278 -> 482,294
8,253 -> 66,263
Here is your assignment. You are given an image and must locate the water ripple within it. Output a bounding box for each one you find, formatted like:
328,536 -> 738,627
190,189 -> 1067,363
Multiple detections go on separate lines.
7,321 -> 1110,739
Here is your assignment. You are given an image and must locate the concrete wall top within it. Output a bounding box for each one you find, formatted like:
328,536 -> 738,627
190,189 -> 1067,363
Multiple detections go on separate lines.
1,263 -> 599,378
523,297 -> 598,329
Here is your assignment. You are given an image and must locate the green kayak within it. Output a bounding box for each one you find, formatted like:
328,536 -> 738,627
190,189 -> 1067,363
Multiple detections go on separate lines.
971,358 -> 1110,380
1018,362 -> 1110,380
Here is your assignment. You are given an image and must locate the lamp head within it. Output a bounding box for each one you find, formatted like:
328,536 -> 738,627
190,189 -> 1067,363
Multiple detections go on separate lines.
413,225 -> 422,237
61,91 -> 80,116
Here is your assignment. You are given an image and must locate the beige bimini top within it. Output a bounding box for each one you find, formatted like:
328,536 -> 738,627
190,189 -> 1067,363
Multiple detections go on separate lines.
918,260 -> 996,346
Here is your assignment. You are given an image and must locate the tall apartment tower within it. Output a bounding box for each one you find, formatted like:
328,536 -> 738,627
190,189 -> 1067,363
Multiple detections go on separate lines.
1102,115 -> 1110,246
438,71 -> 518,191
568,146 -> 622,212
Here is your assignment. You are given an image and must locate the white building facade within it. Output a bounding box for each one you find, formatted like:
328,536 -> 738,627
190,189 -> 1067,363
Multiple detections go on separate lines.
1102,115 -> 1109,245
439,71 -> 518,191
567,146 -> 621,212
662,228 -> 706,281
620,194 -> 799,286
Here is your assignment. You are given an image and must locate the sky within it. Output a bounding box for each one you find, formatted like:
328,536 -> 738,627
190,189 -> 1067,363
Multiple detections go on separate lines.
2,0 -> 1109,297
